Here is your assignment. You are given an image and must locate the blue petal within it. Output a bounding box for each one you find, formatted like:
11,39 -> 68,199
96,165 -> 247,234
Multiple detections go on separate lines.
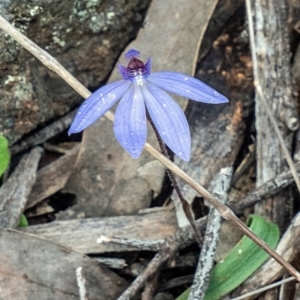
148,71 -> 228,104
68,80 -> 130,134
125,49 -> 140,60
142,82 -> 191,161
114,85 -> 147,159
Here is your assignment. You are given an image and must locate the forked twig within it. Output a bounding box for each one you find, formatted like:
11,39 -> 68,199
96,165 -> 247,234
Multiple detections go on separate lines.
0,15 -> 299,281
118,250 -> 171,300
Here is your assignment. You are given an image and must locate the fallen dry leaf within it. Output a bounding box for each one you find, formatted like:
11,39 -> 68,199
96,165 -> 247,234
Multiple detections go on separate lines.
0,229 -> 128,299
26,143 -> 80,209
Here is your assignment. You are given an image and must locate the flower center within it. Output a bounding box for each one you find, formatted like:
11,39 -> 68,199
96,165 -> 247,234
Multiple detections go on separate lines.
118,54 -> 151,85
127,57 -> 144,70
127,58 -> 147,86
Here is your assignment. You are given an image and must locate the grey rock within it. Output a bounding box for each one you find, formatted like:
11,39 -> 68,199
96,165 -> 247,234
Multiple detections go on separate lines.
0,0 -> 151,144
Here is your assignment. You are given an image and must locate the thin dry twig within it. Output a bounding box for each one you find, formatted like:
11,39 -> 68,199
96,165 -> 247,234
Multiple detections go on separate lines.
11,110 -> 76,155
156,275 -> 194,292
76,267 -> 88,300
188,167 -> 232,300
228,162 -> 300,213
230,277 -> 295,300
97,235 -> 165,252
123,254 -> 196,279
231,145 -> 255,185
93,257 -> 127,269
0,15 -> 299,281
141,271 -> 160,300
245,0 -> 300,193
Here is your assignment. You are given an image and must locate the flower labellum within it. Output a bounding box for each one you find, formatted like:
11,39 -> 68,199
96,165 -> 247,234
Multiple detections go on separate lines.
68,49 -> 228,161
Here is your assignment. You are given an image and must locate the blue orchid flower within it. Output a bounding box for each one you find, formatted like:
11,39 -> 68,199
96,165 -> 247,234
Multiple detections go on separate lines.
68,49 -> 228,161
